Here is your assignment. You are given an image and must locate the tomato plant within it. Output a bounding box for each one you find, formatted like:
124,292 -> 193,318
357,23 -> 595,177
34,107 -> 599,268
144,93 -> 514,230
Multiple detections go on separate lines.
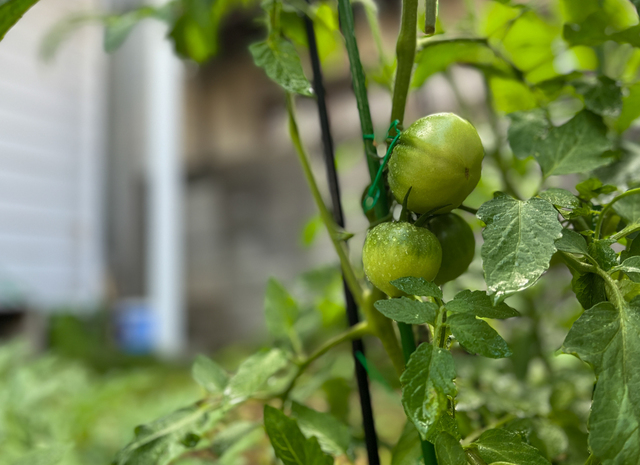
4,0 -> 640,464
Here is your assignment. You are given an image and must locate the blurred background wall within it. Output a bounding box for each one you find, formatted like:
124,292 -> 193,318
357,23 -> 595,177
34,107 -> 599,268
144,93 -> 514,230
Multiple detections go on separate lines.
0,0 -> 106,340
0,0 -> 479,354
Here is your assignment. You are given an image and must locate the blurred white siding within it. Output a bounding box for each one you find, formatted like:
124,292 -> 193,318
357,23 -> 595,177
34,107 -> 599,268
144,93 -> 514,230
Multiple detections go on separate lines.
0,0 -> 105,310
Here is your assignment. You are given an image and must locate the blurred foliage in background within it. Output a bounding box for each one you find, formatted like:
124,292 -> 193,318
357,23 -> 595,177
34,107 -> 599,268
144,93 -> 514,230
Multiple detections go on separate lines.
0,264 -> 595,464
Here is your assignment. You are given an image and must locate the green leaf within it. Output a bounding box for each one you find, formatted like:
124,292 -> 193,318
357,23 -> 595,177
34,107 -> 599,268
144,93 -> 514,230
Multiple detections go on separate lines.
561,0 -> 640,47
301,215 -> 323,246
574,76 -> 623,118
264,278 -> 299,346
169,0 -> 219,63
104,7 -> 164,53
478,194 -> 563,302
555,228 -> 588,255
10,445 -> 68,465
291,402 -> 351,457
571,272 -> 607,309
374,297 -> 438,325
622,236 -> 640,262
445,290 -> 519,319
618,278 -> 640,302
612,256 -> 640,282
448,313 -> 512,358
322,378 -> 351,423
390,421 -> 422,465
224,348 -> 289,404
508,109 -> 550,160
281,2 -> 340,64
425,411 -> 461,442
249,37 -> 313,96
434,433 -> 466,465
562,299 -> 640,464
539,188 -> 585,219
211,421 -> 260,456
114,405 -> 215,465
471,428 -> 551,465
169,0 -> 246,63
192,354 -> 229,394
511,110 -> 614,177
576,178 -> 618,201
400,343 -> 456,438
263,405 -> 333,465
391,277 -> 443,299
560,0 -> 637,27
412,37 -> 512,88
588,239 -> 618,271
616,82 -> 640,133
489,76 -> 538,113
498,9 -> 559,77
215,427 -> 264,465
564,8 -> 640,48
614,191 -> 640,225
538,188 -> 581,210
0,0 -> 40,41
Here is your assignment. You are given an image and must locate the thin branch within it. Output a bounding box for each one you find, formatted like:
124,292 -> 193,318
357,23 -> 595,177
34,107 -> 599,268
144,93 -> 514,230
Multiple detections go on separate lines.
286,94 -> 364,307
390,0 -> 418,125
280,321 -> 372,402
595,187 -> 640,239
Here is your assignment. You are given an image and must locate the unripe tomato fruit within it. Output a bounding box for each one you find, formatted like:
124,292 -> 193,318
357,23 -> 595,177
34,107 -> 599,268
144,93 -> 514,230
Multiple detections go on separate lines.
362,222 -> 442,297
427,213 -> 475,285
388,113 -> 484,214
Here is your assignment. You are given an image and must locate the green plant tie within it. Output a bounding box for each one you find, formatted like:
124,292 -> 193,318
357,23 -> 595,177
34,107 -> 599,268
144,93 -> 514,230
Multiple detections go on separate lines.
362,119 -> 402,213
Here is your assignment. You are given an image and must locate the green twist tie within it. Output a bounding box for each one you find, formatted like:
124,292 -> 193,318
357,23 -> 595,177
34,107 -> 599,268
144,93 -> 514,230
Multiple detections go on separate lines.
362,119 -> 402,213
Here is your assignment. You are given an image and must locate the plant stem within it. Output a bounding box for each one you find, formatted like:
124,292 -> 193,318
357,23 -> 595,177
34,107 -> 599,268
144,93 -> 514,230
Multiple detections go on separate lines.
281,321 -> 372,402
390,0 -> 418,125
362,289 -> 406,375
398,322 -> 417,362
561,252 -> 596,275
432,300 -> 448,349
585,454 -> 602,465
336,0 -> 389,221
561,252 -> 627,310
594,264 -> 627,311
395,311 -> 437,465
425,0 -> 437,35
286,93 -> 364,307
358,0 -> 388,69
336,0 -> 405,376
303,321 -> 371,370
303,15 -> 382,465
595,187 -> 640,239
611,223 -> 640,242
457,204 -> 478,215
438,311 -> 447,348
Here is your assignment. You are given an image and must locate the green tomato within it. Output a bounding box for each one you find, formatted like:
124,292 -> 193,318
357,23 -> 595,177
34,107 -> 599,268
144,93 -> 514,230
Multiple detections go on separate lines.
427,213 -> 476,285
388,113 -> 484,214
362,222 -> 442,297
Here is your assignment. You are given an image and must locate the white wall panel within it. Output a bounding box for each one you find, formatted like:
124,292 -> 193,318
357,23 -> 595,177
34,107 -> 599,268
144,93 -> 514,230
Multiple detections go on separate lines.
0,0 -> 106,310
